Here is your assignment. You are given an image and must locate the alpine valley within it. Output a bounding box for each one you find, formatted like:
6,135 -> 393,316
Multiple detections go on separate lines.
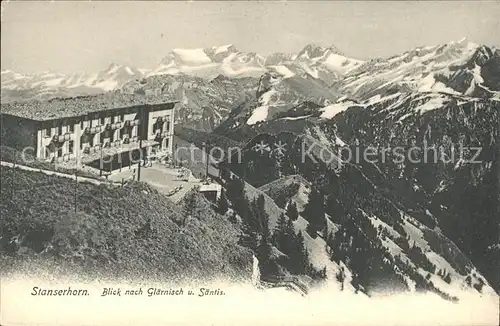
1,38 -> 499,300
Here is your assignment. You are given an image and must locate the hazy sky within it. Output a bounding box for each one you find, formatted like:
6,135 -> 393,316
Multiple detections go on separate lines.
2,1 -> 499,74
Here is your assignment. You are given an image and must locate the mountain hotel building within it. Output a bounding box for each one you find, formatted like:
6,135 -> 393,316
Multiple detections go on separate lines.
1,92 -> 177,173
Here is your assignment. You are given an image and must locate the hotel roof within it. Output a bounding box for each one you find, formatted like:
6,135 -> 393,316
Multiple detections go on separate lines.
1,91 -> 178,121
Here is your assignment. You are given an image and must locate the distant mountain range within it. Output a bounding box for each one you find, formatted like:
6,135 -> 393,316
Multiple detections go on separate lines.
1,42 -> 366,102
1,38 -> 499,300
1,63 -> 145,101
2,39 -> 498,129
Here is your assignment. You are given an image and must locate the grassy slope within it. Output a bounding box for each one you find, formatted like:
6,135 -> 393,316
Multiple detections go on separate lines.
0,166 -> 253,283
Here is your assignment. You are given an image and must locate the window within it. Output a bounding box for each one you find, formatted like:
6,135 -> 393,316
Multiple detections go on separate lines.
69,140 -> 74,154
166,121 -> 171,133
165,137 -> 169,149
69,123 -> 74,133
82,117 -> 88,129
45,128 -> 51,137
101,117 -> 105,125
153,119 -> 162,136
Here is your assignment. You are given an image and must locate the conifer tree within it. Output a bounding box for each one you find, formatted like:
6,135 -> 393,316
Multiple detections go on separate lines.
272,213 -> 297,257
257,209 -> 272,267
302,187 -> 326,237
272,213 -> 288,250
219,165 -> 231,183
336,267 -> 346,291
286,200 -> 299,221
229,211 -> 237,224
226,175 -> 247,217
216,188 -> 229,215
292,231 -> 309,274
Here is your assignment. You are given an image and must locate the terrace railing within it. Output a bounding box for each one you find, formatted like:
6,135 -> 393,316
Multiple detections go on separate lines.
52,132 -> 71,143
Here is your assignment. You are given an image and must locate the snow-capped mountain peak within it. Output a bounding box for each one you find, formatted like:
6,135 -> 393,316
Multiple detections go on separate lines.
211,44 -> 237,55
297,43 -> 344,59
151,45 -> 266,79
105,62 -> 123,74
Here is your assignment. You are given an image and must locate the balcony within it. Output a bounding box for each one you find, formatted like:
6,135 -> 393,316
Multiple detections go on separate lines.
83,145 -> 101,154
111,121 -> 125,129
105,121 -> 124,130
112,140 -> 122,148
84,125 -> 105,134
124,119 -> 140,127
52,132 -> 71,143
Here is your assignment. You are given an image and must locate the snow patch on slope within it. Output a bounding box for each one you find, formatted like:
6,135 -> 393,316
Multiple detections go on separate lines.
294,216 -> 357,293
95,80 -> 118,91
214,44 -> 233,55
418,73 -> 460,95
323,53 -> 363,74
320,101 -> 355,119
415,94 -> 448,115
270,65 -> 295,78
247,106 -> 270,125
172,48 -> 212,64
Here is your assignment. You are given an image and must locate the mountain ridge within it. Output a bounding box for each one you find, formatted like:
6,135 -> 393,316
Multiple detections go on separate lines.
3,39 -> 497,106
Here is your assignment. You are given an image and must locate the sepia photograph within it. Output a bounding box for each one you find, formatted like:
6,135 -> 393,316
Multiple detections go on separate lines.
0,1 -> 499,325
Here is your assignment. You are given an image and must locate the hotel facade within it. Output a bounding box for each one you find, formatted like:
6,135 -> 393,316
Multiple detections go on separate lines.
1,92 -> 178,173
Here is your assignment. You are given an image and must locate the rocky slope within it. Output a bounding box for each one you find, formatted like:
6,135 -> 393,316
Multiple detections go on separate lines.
329,92 -> 500,294
213,72 -> 342,139
333,38 -> 499,100
208,39 -> 499,298
220,126 -> 497,299
214,80 -> 499,291
120,74 -> 259,131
